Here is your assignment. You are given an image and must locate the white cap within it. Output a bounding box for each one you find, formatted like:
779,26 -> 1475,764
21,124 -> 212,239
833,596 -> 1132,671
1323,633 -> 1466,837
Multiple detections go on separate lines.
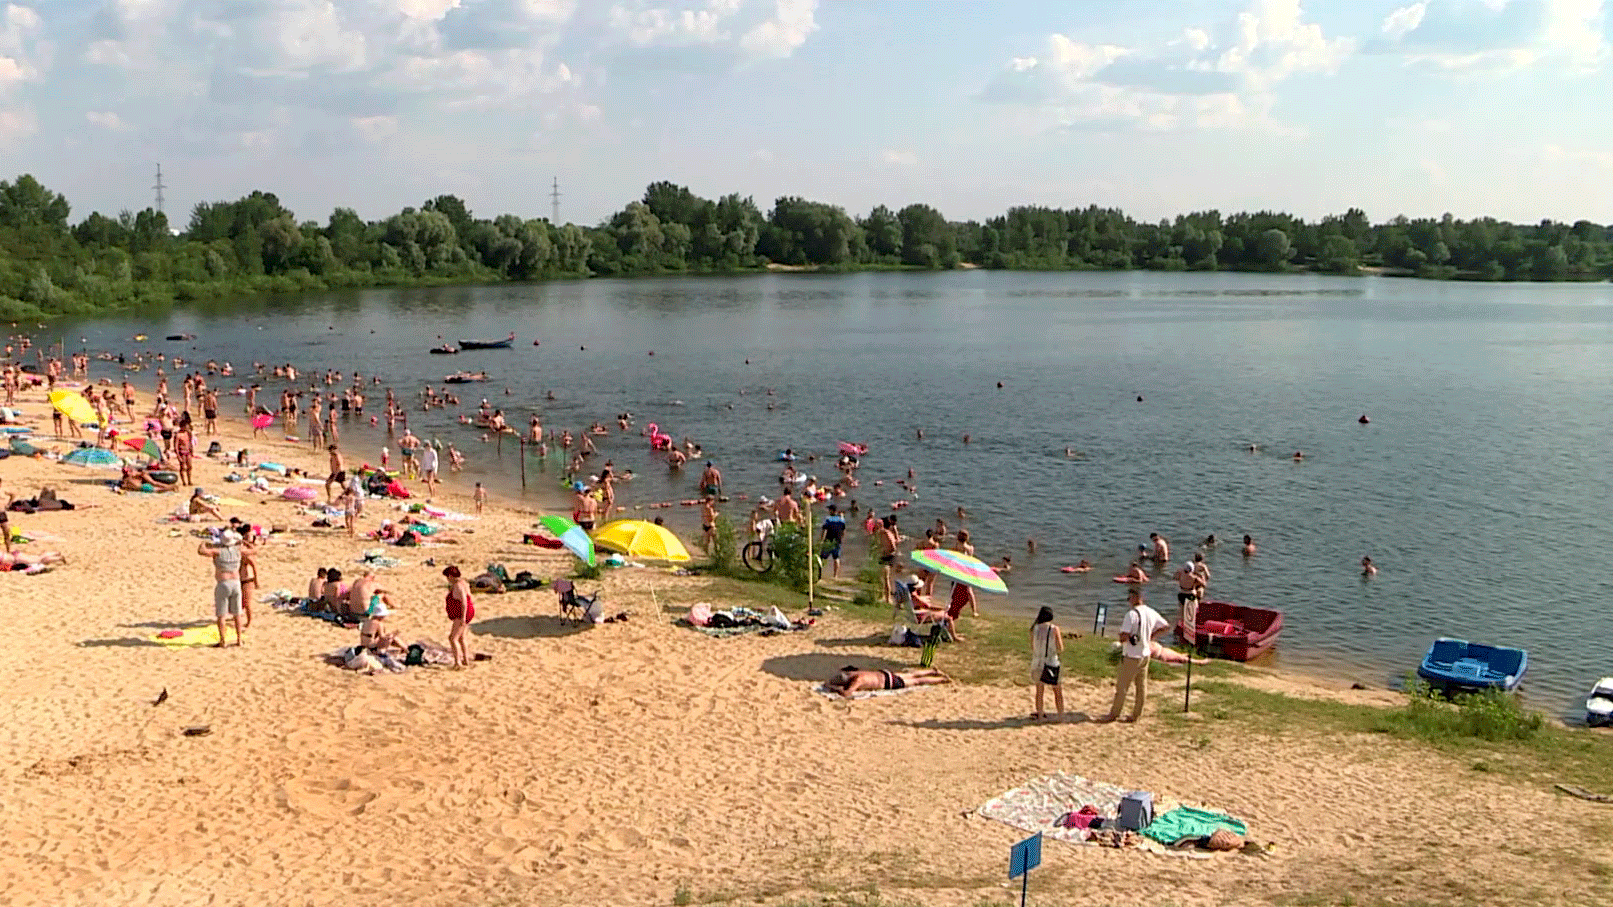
219,529 -> 242,546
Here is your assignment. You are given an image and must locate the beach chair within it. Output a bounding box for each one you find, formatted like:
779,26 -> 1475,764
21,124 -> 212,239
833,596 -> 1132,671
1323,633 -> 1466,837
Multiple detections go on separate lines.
554,579 -> 599,623
892,582 -> 954,643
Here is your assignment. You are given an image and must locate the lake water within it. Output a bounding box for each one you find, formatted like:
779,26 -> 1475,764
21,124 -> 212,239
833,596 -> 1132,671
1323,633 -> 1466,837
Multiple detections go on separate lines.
58,270 -> 1613,715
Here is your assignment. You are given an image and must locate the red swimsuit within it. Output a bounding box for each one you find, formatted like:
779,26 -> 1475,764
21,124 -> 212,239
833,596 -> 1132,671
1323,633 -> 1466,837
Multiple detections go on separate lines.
445,588 -> 475,623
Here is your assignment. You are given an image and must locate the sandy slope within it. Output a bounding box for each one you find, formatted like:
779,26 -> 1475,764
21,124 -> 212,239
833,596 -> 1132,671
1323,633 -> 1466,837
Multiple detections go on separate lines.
0,380 -> 1607,907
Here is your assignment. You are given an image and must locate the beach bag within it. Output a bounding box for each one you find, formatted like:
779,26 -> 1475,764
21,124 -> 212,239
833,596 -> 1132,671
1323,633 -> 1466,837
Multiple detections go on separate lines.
404,644 -> 426,667
1117,792 -> 1154,832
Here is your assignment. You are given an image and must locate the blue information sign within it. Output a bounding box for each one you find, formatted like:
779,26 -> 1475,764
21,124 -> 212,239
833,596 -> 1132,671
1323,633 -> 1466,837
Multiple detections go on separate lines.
1008,832 -> 1042,880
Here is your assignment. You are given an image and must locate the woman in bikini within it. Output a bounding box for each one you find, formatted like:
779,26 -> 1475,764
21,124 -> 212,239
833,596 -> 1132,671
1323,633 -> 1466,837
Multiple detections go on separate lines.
443,565 -> 475,667
825,666 -> 950,698
238,538 -> 259,630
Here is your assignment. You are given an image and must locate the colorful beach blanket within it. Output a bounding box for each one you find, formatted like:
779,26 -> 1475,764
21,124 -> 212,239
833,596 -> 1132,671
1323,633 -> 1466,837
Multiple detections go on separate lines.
979,772 -> 1206,856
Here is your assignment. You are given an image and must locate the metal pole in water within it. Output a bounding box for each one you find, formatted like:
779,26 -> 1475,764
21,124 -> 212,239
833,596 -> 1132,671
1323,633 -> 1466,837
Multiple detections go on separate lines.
519,437 -> 526,489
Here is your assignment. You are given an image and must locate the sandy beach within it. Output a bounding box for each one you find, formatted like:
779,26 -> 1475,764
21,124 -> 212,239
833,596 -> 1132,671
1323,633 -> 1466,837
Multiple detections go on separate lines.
1,375 -> 1609,907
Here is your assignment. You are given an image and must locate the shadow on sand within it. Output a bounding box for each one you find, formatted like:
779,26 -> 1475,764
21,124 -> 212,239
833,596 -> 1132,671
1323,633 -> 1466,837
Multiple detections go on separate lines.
79,637 -> 164,648
473,614 -> 590,640
759,652 -> 908,682
894,712 -> 1095,731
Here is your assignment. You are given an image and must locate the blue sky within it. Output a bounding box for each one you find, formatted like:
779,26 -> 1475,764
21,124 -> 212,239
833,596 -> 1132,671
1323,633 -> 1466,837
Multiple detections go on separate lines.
2,0 -> 1610,227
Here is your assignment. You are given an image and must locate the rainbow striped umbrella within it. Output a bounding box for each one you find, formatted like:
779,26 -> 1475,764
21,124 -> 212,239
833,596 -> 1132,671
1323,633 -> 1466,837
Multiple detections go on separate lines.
909,548 -> 1008,594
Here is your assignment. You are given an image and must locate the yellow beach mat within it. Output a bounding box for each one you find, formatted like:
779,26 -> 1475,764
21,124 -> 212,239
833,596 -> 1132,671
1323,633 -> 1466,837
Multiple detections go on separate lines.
150,626 -> 239,647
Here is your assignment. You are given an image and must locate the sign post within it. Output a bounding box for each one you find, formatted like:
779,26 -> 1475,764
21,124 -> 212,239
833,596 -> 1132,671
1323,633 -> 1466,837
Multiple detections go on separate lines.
804,496 -> 814,607
1008,832 -> 1042,907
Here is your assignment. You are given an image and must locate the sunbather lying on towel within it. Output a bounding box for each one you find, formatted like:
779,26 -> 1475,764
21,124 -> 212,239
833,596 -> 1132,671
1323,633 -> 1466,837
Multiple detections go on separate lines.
0,548 -> 67,570
825,666 -> 950,698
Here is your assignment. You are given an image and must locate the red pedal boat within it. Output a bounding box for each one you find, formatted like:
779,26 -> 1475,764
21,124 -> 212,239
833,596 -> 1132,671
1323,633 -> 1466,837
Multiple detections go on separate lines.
1176,600 -> 1284,662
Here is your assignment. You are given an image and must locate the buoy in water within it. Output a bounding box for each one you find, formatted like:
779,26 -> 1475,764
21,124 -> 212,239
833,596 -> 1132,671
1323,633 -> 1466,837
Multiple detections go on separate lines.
1358,414 -> 1370,424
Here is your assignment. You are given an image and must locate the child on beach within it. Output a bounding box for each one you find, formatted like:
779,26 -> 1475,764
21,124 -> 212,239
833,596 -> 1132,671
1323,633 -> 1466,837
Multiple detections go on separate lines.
473,483 -> 486,514
380,446 -> 389,469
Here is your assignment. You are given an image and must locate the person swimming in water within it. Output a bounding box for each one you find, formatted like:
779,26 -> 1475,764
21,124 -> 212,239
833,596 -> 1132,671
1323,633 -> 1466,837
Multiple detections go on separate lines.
1361,555 -> 1377,576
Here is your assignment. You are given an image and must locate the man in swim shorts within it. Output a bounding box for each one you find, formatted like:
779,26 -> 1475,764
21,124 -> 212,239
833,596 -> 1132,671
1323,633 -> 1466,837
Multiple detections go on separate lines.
199,530 -> 244,648
825,666 -> 950,698
700,461 -> 722,497
819,503 -> 846,578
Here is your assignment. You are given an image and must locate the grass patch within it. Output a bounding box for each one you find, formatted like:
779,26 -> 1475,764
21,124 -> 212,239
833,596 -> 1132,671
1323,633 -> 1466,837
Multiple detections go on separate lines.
1187,679 -> 1613,789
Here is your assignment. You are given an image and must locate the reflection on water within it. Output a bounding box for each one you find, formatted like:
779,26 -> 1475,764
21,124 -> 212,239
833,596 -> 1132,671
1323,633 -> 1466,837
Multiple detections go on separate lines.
65,270 -> 1613,715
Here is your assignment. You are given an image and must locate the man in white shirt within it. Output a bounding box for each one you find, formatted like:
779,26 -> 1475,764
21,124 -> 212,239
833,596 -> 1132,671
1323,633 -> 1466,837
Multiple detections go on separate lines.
1099,590 -> 1170,723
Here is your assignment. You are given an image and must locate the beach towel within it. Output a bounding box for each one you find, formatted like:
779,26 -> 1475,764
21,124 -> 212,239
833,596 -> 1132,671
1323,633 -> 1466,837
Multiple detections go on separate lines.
150,626 -> 238,647
981,772 -> 1199,855
812,681 -> 942,701
1139,807 -> 1248,845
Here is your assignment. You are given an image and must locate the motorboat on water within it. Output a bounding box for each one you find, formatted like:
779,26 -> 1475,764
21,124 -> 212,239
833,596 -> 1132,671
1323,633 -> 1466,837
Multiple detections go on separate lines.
443,372 -> 490,384
165,333 -> 195,341
1587,677 -> 1613,727
1416,638 -> 1528,693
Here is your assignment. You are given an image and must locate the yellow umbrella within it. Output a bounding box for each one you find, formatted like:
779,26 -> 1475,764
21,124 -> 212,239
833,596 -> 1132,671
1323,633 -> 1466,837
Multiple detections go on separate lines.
591,519 -> 692,562
48,390 -> 99,426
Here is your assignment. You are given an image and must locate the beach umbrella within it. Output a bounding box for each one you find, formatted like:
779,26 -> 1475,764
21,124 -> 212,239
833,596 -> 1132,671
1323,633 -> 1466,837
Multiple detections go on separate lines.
537,514 -> 596,566
909,548 -> 1008,594
122,436 -> 162,460
251,413 -> 275,430
47,390 -> 99,426
63,446 -> 121,469
591,519 -> 692,562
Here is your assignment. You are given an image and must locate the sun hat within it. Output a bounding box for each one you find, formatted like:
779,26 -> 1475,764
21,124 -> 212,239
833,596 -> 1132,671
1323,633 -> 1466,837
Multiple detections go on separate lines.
366,597 -> 389,618
219,529 -> 242,546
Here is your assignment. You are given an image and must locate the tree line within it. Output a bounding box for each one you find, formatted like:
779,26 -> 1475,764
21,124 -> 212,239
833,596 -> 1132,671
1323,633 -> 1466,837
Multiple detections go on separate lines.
1,173 -> 1609,320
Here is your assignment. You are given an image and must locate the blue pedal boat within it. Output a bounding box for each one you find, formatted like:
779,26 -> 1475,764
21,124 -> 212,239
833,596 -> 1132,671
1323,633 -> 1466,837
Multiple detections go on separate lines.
1416,637 -> 1527,693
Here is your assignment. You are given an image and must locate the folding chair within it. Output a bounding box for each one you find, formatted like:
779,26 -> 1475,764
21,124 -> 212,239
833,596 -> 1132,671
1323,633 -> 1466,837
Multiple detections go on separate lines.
554,579 -> 598,623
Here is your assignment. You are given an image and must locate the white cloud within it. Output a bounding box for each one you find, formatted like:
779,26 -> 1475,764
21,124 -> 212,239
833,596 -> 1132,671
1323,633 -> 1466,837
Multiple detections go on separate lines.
0,104 -> 35,144
607,0 -> 818,61
980,0 -> 1350,132
0,2 -> 45,89
350,114 -> 398,142
739,0 -> 818,61
879,149 -> 917,167
1381,2 -> 1428,40
1542,142 -> 1613,171
1376,0 -> 1609,74
85,110 -> 126,129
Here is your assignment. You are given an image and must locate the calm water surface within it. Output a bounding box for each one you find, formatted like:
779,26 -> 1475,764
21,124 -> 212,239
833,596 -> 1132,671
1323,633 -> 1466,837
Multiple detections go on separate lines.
61,271 -> 1613,714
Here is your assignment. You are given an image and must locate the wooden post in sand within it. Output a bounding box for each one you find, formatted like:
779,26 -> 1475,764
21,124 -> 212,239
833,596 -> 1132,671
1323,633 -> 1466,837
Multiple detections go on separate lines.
519,437 -> 526,488
804,497 -> 814,608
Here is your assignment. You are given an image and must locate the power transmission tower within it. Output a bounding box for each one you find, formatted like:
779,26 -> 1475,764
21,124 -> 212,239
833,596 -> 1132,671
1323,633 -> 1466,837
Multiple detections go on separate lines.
152,164 -> 166,217
550,176 -> 561,225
